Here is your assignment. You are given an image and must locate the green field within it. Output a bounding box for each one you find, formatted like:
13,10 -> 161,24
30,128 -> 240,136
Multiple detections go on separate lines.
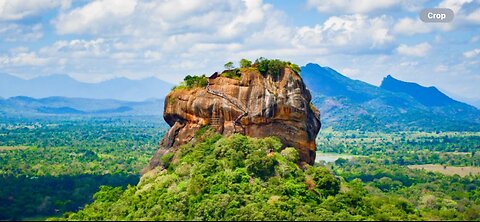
408,164 -> 480,177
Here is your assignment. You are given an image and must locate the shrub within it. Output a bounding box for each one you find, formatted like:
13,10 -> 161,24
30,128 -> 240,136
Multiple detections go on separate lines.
224,61 -> 234,70
173,74 -> 208,90
221,69 -> 241,80
281,147 -> 299,162
253,57 -> 300,77
239,58 -> 252,68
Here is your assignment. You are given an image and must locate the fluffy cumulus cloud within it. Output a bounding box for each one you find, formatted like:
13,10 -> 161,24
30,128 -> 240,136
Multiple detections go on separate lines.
306,0 -> 426,14
396,42 -> 431,57
394,0 -> 480,35
53,0 -> 272,39
0,0 -> 71,21
292,14 -> 394,52
393,17 -> 432,35
54,0 -> 137,34
3,0 -> 289,82
0,48 -> 48,66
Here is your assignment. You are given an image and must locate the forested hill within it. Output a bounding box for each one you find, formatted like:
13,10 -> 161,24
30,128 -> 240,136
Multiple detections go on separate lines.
57,131 -> 420,220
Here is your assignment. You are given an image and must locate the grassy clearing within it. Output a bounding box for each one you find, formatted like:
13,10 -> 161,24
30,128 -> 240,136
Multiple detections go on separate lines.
0,146 -> 29,151
408,164 -> 480,177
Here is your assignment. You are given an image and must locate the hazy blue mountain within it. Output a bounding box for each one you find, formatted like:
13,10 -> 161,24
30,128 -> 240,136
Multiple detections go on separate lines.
301,63 -> 480,131
0,96 -> 164,117
380,75 -> 458,107
0,74 -> 173,101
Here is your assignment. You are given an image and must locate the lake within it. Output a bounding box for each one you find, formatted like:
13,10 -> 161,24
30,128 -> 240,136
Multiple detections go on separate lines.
315,152 -> 357,163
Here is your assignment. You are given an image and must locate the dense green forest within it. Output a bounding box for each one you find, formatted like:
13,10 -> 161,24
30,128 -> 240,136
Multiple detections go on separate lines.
1,116 -> 479,220
52,130 -> 480,221
0,116 -> 167,220
317,128 -> 480,166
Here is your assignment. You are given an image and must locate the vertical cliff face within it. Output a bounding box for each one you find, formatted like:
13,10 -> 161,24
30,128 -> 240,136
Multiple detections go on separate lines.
145,67 -> 321,172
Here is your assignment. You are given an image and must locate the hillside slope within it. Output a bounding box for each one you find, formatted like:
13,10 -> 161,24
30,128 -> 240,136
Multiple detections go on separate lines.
301,63 -> 480,131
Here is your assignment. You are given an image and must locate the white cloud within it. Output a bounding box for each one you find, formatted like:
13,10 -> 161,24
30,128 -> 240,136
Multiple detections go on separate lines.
341,67 -> 360,77
53,0 -> 272,41
0,0 -> 70,21
435,64 -> 449,72
470,35 -> 480,43
463,48 -> 480,58
292,14 -> 394,52
0,51 -> 48,66
396,42 -> 431,57
144,50 -> 162,61
438,0 -> 473,13
436,0 -> 480,29
0,23 -> 43,41
393,18 -> 432,35
393,0 -> 480,36
466,8 -> 480,23
306,0 -> 425,14
54,0 -> 137,34
40,38 -> 110,59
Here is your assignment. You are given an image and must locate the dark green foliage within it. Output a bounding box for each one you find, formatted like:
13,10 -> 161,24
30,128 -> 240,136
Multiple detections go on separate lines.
61,134 -> 431,221
245,149 -> 277,179
0,116 -> 166,220
159,152 -> 174,169
0,174 -> 139,221
305,166 -> 340,197
318,130 -> 480,166
332,157 -> 480,220
253,57 -> 300,77
221,69 -> 241,80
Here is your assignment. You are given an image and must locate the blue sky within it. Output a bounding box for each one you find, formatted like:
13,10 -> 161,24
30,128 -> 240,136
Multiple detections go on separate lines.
0,0 -> 479,102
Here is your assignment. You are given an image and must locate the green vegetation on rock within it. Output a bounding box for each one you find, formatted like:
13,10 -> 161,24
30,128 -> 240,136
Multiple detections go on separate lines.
60,131 -> 436,221
254,57 -> 300,76
239,59 -> 252,68
173,75 -> 208,90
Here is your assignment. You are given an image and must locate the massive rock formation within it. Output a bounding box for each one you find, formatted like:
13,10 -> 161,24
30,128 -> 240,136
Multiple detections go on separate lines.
145,67 -> 321,172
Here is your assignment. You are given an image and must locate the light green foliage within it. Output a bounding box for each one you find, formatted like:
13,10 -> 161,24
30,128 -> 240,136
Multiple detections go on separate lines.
289,63 -> 301,74
239,58 -> 252,68
224,61 -> 234,70
280,147 -> 299,162
173,75 -> 208,90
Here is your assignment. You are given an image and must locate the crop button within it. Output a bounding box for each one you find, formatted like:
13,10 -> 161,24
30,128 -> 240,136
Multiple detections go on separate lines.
420,8 -> 454,23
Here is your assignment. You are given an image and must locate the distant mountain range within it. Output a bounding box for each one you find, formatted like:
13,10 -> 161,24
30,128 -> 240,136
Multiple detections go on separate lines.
301,63 -> 480,131
0,96 -> 164,117
1,64 -> 479,131
0,74 -> 173,101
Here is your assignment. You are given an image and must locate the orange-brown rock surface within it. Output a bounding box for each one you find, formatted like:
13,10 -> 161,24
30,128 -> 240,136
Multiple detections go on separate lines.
145,67 -> 321,172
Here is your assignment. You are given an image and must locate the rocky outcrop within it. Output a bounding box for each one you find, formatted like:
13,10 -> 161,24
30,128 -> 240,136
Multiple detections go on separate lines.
145,67 -> 321,172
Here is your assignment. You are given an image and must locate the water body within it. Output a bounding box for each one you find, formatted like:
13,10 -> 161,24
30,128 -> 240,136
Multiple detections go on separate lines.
315,152 -> 357,163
